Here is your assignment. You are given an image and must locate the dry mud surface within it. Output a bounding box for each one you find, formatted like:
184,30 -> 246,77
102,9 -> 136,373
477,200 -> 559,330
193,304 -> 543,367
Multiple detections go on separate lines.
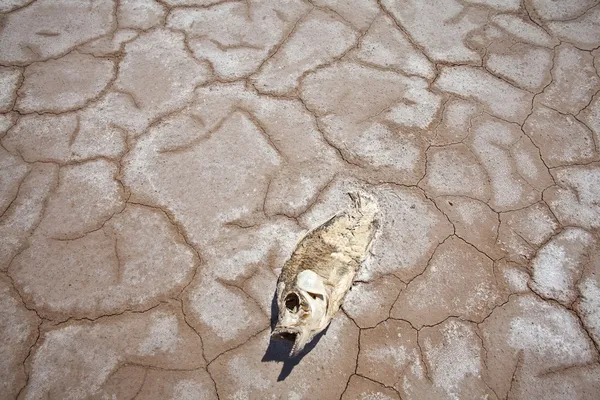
1,0 -> 600,399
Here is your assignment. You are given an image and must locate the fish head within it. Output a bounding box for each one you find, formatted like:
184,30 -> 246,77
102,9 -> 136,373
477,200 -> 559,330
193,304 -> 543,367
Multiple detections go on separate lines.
272,270 -> 330,356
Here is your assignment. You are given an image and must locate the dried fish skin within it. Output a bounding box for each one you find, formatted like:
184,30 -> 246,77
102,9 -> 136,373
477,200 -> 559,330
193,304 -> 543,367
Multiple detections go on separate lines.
272,192 -> 379,356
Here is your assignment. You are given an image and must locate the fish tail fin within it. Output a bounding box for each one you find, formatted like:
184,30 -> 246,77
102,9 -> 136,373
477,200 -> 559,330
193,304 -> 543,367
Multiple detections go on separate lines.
348,191 -> 378,218
348,191 -> 379,236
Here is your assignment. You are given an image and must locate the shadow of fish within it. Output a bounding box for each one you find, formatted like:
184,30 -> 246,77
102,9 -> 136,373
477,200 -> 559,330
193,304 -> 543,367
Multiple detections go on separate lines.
272,191 -> 379,356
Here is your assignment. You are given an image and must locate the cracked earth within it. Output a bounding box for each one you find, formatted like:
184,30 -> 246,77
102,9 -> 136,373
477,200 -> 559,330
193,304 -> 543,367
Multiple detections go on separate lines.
1,0 -> 600,399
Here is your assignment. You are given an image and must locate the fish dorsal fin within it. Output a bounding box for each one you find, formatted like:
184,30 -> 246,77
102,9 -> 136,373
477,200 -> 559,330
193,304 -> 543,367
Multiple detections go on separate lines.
296,270 -> 326,300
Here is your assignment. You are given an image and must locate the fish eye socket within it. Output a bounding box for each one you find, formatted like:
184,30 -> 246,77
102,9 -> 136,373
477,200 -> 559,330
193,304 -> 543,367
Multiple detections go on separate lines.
285,293 -> 300,313
307,292 -> 323,301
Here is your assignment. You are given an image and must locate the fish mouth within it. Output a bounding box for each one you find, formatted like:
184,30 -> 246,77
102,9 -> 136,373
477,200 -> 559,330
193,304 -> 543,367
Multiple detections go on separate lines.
271,327 -> 303,356
271,327 -> 298,343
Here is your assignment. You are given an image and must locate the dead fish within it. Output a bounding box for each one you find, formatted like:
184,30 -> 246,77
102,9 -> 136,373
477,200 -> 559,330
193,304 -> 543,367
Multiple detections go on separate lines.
272,192 -> 379,356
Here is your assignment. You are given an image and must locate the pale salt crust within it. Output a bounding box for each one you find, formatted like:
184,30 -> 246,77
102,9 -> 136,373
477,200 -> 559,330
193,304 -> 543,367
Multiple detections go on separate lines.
538,44 -> 600,115
115,29 -> 211,117
424,146 -> 489,200
0,278 -> 37,397
384,78 -> 442,129
0,113 -> 16,133
435,98 -> 477,144
0,0 -> 115,63
35,159 -> 125,239
355,123 -> 420,170
162,0 -> 227,5
166,3 -> 298,80
78,29 -> 139,56
548,166 -> 600,229
453,199 -> 488,226
463,0 -> 520,11
531,0 -> 598,21
0,151 -> 30,207
363,327 -> 425,381
523,104 -> 597,168
189,278 -> 256,341
366,345 -> 409,368
187,220 -> 300,340
173,380 -> 210,400
531,228 -> 594,304
26,325 -> 120,400
381,0 -> 485,63
0,0 -> 32,13
497,232 -> 530,260
357,186 -> 452,280
0,164 -> 56,265
491,14 -> 557,48
360,393 -> 396,400
355,13 -> 435,79
283,175 -> 321,211
0,68 -> 20,112
577,278 -> 600,344
424,320 -> 482,400
301,61 -> 441,135
24,307 -> 203,399
312,0 -> 380,31
11,203 -> 196,319
464,282 -> 496,314
503,267 -> 530,293
118,0 -> 166,30
512,148 -> 542,186
395,236 -> 501,327
0,283 -> 33,340
16,52 -> 115,113
435,66 -> 533,123
228,356 -> 272,393
485,45 -> 552,91
253,10 -> 359,95
446,100 -> 476,127
139,313 -> 181,355
503,203 -> 559,247
471,119 -> 529,209
207,220 -> 300,280
508,296 -> 596,366
84,91 -> 155,136
580,90 -> 600,136
344,283 -> 381,315
124,111 -> 281,249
